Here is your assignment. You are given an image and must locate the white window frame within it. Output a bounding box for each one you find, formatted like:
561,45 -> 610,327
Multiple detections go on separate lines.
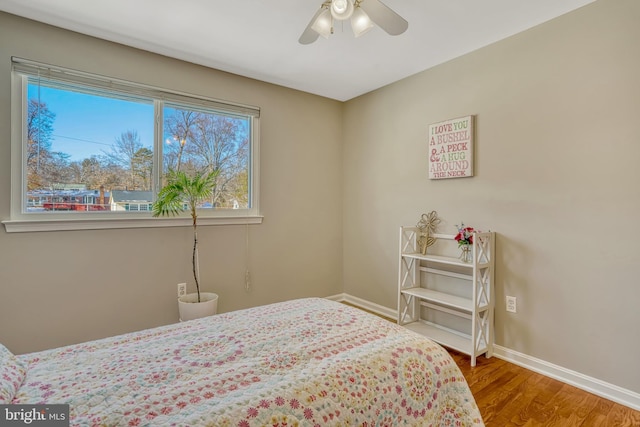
3,58 -> 262,233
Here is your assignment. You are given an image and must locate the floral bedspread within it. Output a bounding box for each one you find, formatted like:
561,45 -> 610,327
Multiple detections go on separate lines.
13,298 -> 483,426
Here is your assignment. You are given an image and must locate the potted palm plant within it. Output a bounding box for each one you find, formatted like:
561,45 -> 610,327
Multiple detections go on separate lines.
152,169 -> 219,321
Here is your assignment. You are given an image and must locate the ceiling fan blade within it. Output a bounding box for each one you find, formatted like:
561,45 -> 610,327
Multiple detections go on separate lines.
298,7 -> 324,45
359,0 -> 408,36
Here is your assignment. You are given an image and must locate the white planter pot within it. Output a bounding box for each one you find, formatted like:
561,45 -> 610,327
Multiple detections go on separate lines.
178,292 -> 218,321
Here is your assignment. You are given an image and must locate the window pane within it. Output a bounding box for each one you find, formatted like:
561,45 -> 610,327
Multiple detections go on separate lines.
13,60 -> 259,227
26,79 -> 154,213
163,104 -> 251,210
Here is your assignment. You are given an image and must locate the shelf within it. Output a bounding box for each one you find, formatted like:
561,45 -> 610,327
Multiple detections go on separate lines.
398,226 -> 495,367
403,321 -> 472,355
402,252 -> 475,267
401,287 -> 473,312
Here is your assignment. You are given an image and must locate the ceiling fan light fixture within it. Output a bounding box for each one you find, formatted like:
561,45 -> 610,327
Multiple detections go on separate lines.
311,8 -> 333,38
300,0 -> 407,45
351,7 -> 374,37
330,0 -> 354,21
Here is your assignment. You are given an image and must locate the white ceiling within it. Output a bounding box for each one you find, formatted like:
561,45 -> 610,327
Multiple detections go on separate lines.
0,0 -> 595,101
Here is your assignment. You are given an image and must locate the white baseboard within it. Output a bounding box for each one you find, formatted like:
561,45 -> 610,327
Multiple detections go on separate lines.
326,293 -> 397,320
327,293 -> 640,411
324,293 -> 344,302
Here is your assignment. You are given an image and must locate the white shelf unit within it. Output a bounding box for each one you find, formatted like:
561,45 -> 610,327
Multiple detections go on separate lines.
397,227 -> 495,366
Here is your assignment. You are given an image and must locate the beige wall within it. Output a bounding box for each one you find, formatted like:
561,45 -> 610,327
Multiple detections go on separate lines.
0,12 -> 343,354
343,0 -> 639,393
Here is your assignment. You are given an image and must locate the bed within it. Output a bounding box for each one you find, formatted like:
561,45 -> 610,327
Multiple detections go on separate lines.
1,298 -> 483,426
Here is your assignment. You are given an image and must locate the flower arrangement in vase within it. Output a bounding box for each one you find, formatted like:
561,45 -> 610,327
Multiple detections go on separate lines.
455,223 -> 475,263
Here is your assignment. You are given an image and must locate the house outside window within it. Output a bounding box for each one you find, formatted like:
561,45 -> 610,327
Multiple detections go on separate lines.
6,58 -> 261,232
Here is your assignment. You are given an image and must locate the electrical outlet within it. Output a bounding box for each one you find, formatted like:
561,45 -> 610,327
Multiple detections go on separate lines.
177,283 -> 187,298
506,296 -> 517,313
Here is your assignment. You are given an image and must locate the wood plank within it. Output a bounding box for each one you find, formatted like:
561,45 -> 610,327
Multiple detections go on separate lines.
603,402 -> 640,426
581,398 -> 614,426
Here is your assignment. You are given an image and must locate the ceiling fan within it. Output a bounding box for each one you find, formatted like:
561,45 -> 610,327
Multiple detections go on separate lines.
299,0 -> 408,44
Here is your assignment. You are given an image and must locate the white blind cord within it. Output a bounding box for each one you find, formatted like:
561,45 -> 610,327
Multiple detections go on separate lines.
244,222 -> 251,292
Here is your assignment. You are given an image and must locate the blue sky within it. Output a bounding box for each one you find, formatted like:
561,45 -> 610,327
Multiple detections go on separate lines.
28,84 -> 154,162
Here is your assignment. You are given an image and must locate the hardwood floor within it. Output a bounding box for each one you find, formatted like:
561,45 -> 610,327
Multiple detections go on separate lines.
448,350 -> 640,427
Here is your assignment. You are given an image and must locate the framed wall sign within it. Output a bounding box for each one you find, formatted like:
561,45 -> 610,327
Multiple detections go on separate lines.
428,115 -> 474,180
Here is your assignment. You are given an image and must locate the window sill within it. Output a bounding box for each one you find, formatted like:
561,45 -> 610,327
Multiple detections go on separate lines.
2,215 -> 264,233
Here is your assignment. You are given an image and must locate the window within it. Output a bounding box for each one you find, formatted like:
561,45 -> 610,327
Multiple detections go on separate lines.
6,58 -> 261,232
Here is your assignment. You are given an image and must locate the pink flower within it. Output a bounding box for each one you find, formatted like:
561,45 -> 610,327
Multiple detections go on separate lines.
454,223 -> 475,246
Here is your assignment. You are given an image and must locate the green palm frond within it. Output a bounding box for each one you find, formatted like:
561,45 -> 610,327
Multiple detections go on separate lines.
152,169 -> 218,219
